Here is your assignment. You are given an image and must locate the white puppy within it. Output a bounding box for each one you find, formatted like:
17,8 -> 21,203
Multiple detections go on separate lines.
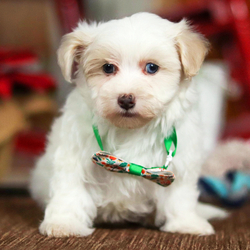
30,12 -> 226,237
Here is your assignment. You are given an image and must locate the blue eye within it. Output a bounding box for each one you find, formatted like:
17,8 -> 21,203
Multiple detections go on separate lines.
103,64 -> 116,74
145,63 -> 159,74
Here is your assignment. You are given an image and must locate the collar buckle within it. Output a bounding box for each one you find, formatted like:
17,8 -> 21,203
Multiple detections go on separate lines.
165,150 -> 173,167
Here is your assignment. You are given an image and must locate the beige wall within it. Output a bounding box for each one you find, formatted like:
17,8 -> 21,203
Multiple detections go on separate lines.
0,0 -> 60,58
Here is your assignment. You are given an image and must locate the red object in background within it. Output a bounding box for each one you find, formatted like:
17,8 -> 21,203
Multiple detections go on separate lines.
0,48 -> 56,99
0,48 -> 38,70
15,130 -> 46,155
0,48 -> 56,155
55,0 -> 83,34
11,73 -> 56,94
0,77 -> 12,99
223,112 -> 250,139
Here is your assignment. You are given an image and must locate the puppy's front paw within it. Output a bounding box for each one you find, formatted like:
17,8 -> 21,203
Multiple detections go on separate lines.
39,220 -> 95,237
160,216 -> 214,235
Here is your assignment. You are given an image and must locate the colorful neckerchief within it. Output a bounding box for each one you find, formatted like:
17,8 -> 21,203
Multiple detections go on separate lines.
91,125 -> 177,187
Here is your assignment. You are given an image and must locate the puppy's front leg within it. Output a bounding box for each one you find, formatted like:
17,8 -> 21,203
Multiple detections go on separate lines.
40,164 -> 97,237
156,177 -> 214,235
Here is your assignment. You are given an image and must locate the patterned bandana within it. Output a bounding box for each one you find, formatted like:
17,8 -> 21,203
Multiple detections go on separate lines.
91,125 -> 177,187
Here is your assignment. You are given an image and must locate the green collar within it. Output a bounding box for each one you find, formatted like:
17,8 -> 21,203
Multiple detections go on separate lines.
92,125 -> 177,169
91,125 -> 177,187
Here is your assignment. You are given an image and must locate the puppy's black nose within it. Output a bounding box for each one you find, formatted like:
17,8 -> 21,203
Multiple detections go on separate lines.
118,94 -> 135,110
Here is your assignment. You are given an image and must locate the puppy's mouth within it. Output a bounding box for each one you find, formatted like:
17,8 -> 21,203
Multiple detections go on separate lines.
121,111 -> 137,118
105,110 -> 154,129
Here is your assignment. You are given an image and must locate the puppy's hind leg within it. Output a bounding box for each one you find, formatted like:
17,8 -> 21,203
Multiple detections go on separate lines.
196,202 -> 229,220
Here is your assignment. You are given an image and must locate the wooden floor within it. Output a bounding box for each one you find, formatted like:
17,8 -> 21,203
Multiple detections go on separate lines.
0,196 -> 249,250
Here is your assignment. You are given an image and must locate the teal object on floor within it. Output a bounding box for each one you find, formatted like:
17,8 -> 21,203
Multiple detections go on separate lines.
199,171 -> 250,207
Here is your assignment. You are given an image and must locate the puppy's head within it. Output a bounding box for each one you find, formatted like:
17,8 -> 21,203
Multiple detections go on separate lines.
58,13 -> 209,129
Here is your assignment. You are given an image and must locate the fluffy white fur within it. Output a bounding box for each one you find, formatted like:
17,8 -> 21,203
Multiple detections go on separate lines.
30,13 -> 227,237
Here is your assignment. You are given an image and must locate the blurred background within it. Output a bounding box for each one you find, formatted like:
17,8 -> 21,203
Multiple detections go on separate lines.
1,0 -> 250,207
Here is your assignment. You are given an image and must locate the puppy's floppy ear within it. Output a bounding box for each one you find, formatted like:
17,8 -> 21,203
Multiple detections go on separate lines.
175,19 -> 209,79
57,23 -> 95,83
